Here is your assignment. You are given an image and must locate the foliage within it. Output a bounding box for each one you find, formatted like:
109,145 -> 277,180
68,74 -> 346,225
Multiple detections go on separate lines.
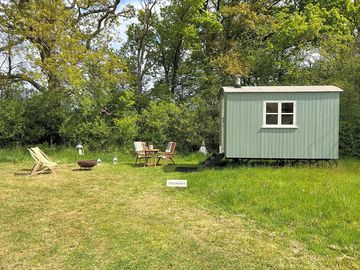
138,99 -> 181,148
60,116 -> 112,150
150,0 -> 222,96
0,0 -> 359,156
0,0 -> 132,93
22,92 -> 68,145
0,99 -> 24,145
112,90 -> 139,150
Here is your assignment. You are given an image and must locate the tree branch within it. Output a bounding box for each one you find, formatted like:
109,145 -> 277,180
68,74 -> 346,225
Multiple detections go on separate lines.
81,0 -> 134,48
0,72 -> 45,92
0,39 -> 24,53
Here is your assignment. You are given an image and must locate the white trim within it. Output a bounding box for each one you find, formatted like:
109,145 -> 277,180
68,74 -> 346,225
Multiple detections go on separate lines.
223,85 -> 343,93
262,100 -> 297,128
261,125 -> 298,129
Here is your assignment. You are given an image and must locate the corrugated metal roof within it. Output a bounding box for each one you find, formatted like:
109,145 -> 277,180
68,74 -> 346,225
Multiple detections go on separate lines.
223,85 -> 343,93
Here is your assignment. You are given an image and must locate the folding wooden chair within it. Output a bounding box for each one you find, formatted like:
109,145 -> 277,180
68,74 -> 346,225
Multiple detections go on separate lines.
156,142 -> 176,165
134,141 -> 147,165
28,147 -> 57,176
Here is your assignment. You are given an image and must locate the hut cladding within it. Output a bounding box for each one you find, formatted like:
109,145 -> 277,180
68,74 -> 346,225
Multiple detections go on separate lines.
220,86 -> 343,160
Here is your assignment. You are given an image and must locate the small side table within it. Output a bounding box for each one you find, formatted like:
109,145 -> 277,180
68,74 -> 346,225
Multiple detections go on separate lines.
144,149 -> 159,167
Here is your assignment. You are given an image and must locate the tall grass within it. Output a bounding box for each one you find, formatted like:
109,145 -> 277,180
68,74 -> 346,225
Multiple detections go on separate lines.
182,160 -> 360,258
0,147 -> 31,163
0,146 -> 135,164
0,146 -> 207,164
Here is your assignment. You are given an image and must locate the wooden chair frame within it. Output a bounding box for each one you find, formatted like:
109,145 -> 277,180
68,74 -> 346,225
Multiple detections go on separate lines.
156,142 -> 176,165
134,141 -> 147,165
28,147 -> 57,176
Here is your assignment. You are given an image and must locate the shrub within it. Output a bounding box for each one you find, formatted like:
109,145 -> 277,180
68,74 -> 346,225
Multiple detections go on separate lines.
0,99 -> 24,145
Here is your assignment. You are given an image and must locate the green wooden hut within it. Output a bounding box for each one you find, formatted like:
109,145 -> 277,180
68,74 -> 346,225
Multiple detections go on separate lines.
220,86 -> 343,160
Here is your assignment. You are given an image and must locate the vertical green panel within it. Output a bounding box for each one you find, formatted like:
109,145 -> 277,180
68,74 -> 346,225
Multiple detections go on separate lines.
224,92 -> 340,159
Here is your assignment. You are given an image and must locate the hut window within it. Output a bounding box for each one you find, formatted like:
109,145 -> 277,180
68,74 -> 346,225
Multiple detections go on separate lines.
265,103 -> 278,125
263,101 -> 296,127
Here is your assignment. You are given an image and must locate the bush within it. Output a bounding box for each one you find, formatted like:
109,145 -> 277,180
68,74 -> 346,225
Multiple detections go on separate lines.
0,99 -> 24,145
113,114 -> 138,151
138,100 -> 179,148
137,98 -> 214,152
23,92 -> 67,145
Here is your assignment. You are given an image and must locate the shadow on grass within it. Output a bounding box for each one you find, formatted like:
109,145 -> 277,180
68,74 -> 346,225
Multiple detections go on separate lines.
14,172 -> 30,176
14,169 -> 52,176
13,168 -> 31,176
163,160 -> 336,172
224,159 -> 338,168
72,168 -> 93,172
162,164 -> 199,173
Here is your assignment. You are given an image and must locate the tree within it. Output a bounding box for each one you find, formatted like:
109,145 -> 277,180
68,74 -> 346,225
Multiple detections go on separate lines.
0,0 -> 133,93
125,0 -> 158,94
150,0 -> 221,96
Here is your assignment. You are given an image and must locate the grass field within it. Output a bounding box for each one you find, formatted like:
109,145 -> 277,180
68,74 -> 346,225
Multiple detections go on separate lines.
0,148 -> 359,269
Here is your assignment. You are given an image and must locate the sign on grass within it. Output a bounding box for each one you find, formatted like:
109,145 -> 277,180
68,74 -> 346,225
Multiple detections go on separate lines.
167,179 -> 187,188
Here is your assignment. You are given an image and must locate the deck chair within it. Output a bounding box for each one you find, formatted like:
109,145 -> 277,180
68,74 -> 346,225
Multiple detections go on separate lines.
28,147 -> 57,176
134,141 -> 147,165
156,142 -> 176,165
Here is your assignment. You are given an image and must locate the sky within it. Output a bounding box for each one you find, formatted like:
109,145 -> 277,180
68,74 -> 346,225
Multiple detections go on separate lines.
115,0 -> 142,46
115,0 -> 165,47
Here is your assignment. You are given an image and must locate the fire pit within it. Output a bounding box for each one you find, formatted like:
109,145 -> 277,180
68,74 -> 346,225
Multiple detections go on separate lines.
77,159 -> 97,169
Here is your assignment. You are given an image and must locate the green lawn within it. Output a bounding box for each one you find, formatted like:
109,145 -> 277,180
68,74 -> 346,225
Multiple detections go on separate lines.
0,148 -> 359,269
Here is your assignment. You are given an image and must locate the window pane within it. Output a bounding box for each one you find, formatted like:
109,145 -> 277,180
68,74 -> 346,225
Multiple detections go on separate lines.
266,115 -> 278,125
282,103 -> 293,113
281,115 -> 293,125
266,103 -> 278,113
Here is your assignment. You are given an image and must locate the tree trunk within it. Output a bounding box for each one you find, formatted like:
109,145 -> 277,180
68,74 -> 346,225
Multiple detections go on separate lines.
170,38 -> 183,95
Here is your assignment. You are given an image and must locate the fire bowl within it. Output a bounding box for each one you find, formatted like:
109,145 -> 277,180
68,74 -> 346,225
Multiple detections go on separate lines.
77,159 -> 97,169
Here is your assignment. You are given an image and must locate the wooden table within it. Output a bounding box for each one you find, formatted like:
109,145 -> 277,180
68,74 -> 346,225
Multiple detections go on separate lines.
144,149 -> 159,167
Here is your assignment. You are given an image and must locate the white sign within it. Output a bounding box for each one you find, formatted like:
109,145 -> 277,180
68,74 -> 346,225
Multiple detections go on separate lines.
167,180 -> 187,188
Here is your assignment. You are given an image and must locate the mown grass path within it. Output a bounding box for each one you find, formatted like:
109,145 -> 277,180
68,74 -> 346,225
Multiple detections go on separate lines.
0,160 -> 359,269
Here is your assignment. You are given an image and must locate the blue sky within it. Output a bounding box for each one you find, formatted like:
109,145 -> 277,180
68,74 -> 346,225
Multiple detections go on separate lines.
115,0 -> 142,46
119,0 -> 140,5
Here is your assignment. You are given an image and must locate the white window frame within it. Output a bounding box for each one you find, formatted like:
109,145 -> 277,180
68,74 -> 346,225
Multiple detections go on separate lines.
262,100 -> 297,128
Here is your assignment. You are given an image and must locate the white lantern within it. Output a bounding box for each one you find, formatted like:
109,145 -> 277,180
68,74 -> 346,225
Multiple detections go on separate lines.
199,140 -> 208,155
113,157 -> 118,164
235,75 -> 242,87
76,143 -> 84,155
